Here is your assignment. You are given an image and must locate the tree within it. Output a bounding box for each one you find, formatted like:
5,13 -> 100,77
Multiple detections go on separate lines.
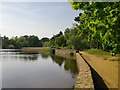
55,35 -> 66,47
49,31 -> 64,48
40,37 -> 49,46
69,1 -> 120,53
2,36 -> 9,49
28,35 -> 40,47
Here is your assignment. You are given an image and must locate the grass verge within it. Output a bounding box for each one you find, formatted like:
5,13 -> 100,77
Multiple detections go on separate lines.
21,47 -> 51,55
84,49 -> 120,62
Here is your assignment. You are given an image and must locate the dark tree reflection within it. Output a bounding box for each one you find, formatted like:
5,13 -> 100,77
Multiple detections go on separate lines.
40,53 -> 49,59
64,59 -> 78,74
19,55 -> 38,61
51,55 -> 78,74
51,55 -> 64,67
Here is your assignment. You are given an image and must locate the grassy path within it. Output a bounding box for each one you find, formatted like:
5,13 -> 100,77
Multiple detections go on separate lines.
81,49 -> 119,88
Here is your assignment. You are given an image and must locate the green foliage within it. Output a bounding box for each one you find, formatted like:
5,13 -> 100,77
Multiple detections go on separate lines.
2,36 -> 10,49
2,35 -> 42,49
55,35 -> 66,47
43,42 -> 50,47
8,45 -> 15,49
40,37 -> 49,47
69,2 -> 120,53
70,36 -> 82,50
48,31 -> 67,48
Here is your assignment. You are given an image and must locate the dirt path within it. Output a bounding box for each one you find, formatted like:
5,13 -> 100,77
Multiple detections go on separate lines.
81,51 -> 119,88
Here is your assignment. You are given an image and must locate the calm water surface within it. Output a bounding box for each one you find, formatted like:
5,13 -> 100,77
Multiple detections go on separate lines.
1,49 -> 78,88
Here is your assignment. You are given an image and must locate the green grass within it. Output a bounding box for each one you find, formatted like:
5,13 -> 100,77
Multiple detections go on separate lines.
85,49 -> 111,57
21,47 -> 51,55
84,49 -> 120,62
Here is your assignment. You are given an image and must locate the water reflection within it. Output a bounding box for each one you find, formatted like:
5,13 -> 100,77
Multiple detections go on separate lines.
64,59 -> 78,74
1,49 -> 78,74
1,50 -> 39,61
51,55 -> 78,75
51,55 -> 64,67
40,53 -> 49,59
18,51 -> 38,61
2,49 -> 78,88
19,55 -> 38,61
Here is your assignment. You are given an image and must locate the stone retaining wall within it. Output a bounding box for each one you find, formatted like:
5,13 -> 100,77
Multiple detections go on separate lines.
55,49 -> 76,59
53,49 -> 94,89
74,53 -> 94,89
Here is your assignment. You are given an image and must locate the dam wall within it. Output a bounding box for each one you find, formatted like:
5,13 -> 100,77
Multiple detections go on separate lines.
74,53 -> 94,89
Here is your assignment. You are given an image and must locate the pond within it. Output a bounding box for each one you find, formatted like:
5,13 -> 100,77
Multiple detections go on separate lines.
0,49 -> 78,88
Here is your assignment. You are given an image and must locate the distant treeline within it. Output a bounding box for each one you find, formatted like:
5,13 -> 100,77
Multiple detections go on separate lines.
1,2 -> 120,54
1,35 -> 41,49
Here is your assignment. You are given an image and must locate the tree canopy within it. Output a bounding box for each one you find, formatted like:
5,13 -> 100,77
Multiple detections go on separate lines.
69,1 -> 120,53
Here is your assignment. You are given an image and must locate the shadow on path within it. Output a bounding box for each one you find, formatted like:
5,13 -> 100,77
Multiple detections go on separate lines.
80,53 -> 109,90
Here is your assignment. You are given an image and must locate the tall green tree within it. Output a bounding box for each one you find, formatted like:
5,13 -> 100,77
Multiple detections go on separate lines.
2,36 -> 9,49
70,1 -> 120,53
55,35 -> 66,47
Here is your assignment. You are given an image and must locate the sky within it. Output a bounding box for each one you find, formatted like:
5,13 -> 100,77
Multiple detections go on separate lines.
0,1 -> 80,39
